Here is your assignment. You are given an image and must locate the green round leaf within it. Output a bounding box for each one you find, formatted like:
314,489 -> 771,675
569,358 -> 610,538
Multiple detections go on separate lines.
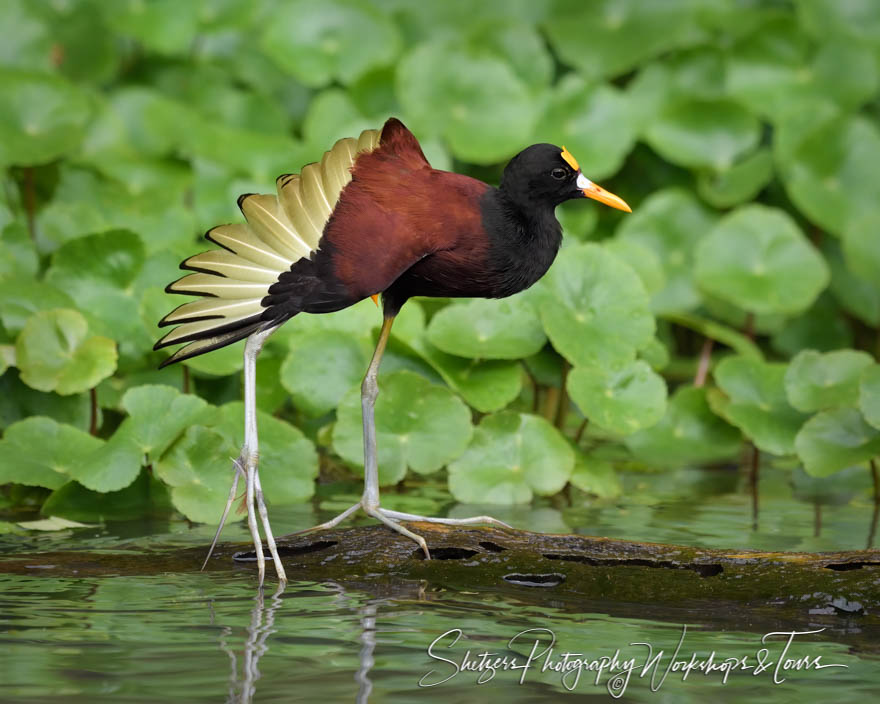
710,356 -> 808,456
448,412 -> 574,504
42,470 -> 171,523
67,423 -> 143,493
538,75 -> 635,180
823,238 -> 880,327
0,416 -> 102,489
797,0 -> 880,44
843,215 -> 880,284
397,40 -> 538,164
100,0 -> 198,55
120,384 -> 213,461
543,0 -> 704,80
16,309 -> 117,395
776,110 -> 880,237
615,189 -> 717,314
570,451 -> 621,499
0,277 -> 74,335
784,349 -> 874,413
540,243 -> 654,367
697,148 -> 774,209
695,205 -> 829,315
770,293 -> 854,357
332,370 -> 472,485
154,426 -> 239,523
260,0 -> 400,87
280,330 -> 372,417
215,402 -> 318,504
567,359 -> 667,436
426,296 -> 545,360
408,338 -> 523,414
625,386 -> 742,467
645,99 -> 760,170
795,408 -> 880,478
859,366 -> 880,430
0,70 -> 91,166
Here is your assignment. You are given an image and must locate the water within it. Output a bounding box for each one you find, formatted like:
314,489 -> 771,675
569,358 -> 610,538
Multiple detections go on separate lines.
2,466 -> 879,702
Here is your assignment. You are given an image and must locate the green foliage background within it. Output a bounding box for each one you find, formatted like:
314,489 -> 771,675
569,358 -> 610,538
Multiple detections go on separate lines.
1,0 -> 880,527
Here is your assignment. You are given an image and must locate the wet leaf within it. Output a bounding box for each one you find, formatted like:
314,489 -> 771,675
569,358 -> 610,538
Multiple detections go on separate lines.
333,370 -> 472,485
448,412 -> 574,504
426,296 -> 545,360
795,408 -> 880,478
567,359 -> 667,436
625,386 -> 742,467
15,309 -> 117,395
695,205 -> 828,315
710,356 -> 808,456
0,416 -> 102,490
540,243 -> 654,368
784,349 -> 874,413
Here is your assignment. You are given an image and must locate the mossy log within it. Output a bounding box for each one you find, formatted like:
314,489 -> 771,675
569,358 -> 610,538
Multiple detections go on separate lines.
3,523 -> 879,625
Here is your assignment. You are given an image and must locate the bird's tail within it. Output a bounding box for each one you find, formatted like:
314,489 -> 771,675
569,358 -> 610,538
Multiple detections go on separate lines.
154,128 -> 383,367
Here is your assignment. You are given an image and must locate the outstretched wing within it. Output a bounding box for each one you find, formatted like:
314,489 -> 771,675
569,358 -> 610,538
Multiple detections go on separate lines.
154,128 -> 382,366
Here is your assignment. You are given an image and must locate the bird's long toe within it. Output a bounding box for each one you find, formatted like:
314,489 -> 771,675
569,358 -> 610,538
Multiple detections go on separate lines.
376,508 -> 512,530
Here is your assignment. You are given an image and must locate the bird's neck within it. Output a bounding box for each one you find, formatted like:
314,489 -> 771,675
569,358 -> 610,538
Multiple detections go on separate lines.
481,188 -> 563,297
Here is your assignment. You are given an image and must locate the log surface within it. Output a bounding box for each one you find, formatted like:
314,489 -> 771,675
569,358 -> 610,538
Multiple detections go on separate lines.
3,523 -> 879,625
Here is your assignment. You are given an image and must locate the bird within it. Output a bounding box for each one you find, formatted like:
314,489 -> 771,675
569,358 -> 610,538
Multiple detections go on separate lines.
155,117 -> 631,588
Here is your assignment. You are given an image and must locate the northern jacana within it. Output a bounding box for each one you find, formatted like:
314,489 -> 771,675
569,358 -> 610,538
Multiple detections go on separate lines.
156,118 -> 631,587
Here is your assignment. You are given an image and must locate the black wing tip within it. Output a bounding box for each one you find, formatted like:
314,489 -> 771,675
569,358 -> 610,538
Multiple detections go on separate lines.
237,193 -> 256,211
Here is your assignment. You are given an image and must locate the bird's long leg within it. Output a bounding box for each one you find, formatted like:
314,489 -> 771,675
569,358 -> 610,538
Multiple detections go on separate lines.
202,327 -> 287,589
360,316 -> 394,513
292,313 -> 511,550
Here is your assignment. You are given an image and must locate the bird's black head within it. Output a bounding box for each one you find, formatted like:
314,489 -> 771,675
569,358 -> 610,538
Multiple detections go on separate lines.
500,143 -> 631,213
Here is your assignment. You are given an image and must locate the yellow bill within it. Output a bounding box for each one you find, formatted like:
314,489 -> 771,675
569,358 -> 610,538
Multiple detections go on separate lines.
576,173 -> 631,213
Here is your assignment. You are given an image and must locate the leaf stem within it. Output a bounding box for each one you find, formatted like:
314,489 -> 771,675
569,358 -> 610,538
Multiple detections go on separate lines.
743,312 -> 755,342
749,443 -> 759,530
22,166 -> 36,242
89,387 -> 98,436
813,502 -> 822,538
573,417 -> 589,444
871,458 -> 879,506
554,360 -> 570,429
693,338 -> 714,387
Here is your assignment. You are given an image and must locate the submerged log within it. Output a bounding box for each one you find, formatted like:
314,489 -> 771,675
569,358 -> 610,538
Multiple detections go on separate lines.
3,523 -> 879,624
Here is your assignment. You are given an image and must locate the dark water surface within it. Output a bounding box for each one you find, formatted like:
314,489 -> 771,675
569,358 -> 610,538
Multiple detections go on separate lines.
2,467 -> 878,702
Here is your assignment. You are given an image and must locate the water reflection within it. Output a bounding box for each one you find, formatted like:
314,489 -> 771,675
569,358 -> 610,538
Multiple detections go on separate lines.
220,586 -> 284,704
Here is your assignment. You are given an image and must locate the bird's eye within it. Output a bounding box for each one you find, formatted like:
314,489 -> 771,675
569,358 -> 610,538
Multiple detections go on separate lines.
551,168 -> 567,180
